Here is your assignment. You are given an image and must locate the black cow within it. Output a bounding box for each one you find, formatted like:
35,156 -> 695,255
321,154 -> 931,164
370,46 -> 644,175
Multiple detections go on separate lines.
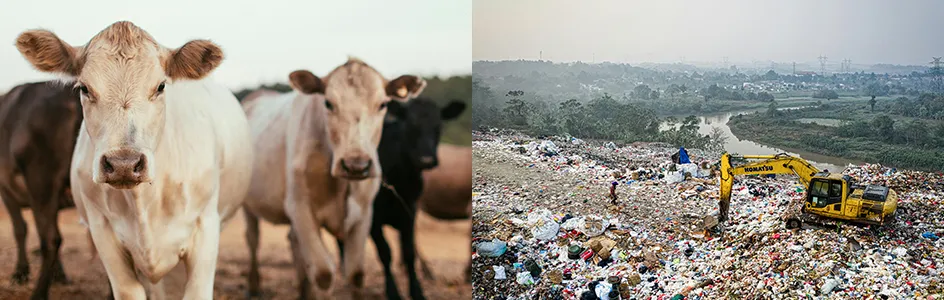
0,81 -> 82,300
339,97 -> 465,300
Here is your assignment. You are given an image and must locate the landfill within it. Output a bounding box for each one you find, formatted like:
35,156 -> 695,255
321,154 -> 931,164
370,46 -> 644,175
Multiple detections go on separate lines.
471,130 -> 944,299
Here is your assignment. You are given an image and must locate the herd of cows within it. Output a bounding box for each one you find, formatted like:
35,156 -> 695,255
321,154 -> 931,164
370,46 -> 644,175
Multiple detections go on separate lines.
0,21 -> 472,300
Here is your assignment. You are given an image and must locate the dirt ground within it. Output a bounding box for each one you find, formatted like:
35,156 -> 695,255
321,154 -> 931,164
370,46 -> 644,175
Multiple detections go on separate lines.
0,206 -> 471,300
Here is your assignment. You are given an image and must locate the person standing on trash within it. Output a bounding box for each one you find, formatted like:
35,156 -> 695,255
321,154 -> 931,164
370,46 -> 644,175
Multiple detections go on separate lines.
609,181 -> 618,205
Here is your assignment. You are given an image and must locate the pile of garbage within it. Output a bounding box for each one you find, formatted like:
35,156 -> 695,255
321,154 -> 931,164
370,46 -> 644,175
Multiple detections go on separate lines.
472,131 -> 944,299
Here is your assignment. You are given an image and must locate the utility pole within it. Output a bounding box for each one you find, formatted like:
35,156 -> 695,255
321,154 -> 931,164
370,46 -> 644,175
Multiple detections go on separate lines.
818,55 -> 828,75
841,59 -> 852,73
793,62 -> 796,75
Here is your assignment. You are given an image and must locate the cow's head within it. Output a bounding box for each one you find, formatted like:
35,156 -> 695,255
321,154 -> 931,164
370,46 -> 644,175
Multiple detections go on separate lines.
288,58 -> 426,179
384,98 -> 466,170
16,21 -> 223,189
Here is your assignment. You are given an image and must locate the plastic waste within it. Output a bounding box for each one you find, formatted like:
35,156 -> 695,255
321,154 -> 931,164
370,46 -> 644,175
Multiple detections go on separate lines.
516,272 -> 534,285
594,281 -> 612,299
475,239 -> 507,257
493,265 -> 506,280
821,278 -> 839,294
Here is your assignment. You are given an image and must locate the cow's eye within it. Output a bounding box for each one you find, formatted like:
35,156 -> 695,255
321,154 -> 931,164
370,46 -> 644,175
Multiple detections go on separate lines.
379,101 -> 388,111
156,82 -> 166,94
324,100 -> 334,111
78,85 -> 89,95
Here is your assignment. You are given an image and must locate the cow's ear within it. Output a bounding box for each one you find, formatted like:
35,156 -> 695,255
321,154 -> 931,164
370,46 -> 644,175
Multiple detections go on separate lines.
15,29 -> 83,78
386,75 -> 426,101
441,101 -> 466,121
165,40 -> 224,80
288,70 -> 325,95
385,100 -> 406,122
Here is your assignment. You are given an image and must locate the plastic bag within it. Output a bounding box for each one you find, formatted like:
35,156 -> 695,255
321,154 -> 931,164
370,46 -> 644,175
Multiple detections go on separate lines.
476,239 -> 507,257
516,272 -> 534,285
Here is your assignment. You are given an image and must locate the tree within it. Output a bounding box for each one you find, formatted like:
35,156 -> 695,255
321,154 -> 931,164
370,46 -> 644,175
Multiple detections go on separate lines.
812,89 -> 839,100
872,115 -> 895,139
766,102 -> 781,117
634,84 -> 652,100
757,91 -> 775,102
650,90 -> 660,100
868,96 -> 877,112
900,119 -> 930,146
863,82 -> 889,97
665,84 -> 681,98
503,90 -> 529,126
763,70 -> 780,81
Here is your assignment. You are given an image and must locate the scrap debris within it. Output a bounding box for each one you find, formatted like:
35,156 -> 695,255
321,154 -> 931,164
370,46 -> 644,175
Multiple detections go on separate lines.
472,130 -> 944,299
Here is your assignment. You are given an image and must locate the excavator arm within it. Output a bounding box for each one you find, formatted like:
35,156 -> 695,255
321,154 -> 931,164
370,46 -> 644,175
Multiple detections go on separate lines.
718,153 -> 821,222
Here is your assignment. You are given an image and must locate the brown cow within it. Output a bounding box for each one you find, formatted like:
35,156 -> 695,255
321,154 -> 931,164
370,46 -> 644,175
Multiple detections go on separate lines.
242,58 -> 427,299
414,144 -> 473,282
417,144 -> 472,219
0,81 -> 81,299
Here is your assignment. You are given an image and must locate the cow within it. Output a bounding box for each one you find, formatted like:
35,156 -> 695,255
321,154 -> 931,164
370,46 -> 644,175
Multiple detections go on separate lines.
15,21 -> 253,300
415,144 -> 474,282
0,81 -> 81,300
241,59 -> 426,300
336,98 -> 465,300
417,144 -> 472,220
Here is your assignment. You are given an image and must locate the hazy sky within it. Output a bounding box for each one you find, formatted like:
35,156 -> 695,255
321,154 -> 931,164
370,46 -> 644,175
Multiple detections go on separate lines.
474,0 -> 944,66
0,0 -> 470,92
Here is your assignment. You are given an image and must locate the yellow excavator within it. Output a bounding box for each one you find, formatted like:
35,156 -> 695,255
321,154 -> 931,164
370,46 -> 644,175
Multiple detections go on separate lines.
719,153 -> 898,228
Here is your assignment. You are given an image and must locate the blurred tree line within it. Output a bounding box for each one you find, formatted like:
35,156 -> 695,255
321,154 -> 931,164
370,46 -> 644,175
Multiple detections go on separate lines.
232,75 -> 472,146
473,78 -> 726,151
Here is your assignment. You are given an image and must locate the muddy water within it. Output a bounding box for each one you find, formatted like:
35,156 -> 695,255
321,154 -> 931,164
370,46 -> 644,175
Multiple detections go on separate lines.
663,108 -> 860,172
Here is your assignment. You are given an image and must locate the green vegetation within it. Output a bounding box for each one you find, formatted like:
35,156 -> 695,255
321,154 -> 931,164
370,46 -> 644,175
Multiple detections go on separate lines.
729,95 -> 944,172
473,79 -> 726,151
232,75 -> 472,147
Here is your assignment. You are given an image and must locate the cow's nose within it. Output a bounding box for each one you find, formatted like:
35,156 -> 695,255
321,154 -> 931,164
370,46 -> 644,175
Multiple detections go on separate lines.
101,149 -> 147,189
418,156 -> 437,168
341,157 -> 372,177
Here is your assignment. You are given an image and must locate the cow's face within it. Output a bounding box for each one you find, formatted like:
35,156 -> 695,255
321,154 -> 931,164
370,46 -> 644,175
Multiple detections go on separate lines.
16,21 -> 223,189
385,99 -> 466,170
288,59 -> 426,180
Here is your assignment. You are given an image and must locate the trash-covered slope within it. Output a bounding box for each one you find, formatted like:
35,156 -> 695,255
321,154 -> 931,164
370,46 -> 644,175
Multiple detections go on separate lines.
471,131 -> 944,300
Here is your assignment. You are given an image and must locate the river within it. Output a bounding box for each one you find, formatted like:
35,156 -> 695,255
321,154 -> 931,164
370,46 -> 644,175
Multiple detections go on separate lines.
663,108 -> 860,172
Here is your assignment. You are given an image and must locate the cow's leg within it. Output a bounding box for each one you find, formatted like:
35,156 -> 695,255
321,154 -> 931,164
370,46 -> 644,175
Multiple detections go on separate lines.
340,188 -> 375,300
182,209 -> 221,300
285,178 -> 336,299
26,172 -> 65,300
140,276 -> 167,300
399,217 -> 425,300
335,240 -> 344,269
87,215 -> 146,300
244,209 -> 262,300
370,222 -> 401,300
288,229 -> 312,300
1,189 -> 29,285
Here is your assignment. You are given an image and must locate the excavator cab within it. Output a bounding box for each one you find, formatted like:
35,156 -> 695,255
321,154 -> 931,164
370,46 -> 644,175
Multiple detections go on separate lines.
805,174 -> 851,218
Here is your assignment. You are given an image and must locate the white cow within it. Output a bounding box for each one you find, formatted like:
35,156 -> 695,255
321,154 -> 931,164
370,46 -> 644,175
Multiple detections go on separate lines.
240,59 -> 426,299
15,21 -> 252,300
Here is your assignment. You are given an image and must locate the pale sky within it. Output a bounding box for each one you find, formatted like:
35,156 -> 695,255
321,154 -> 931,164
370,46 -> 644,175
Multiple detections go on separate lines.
474,0 -> 944,66
0,0 -> 471,92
